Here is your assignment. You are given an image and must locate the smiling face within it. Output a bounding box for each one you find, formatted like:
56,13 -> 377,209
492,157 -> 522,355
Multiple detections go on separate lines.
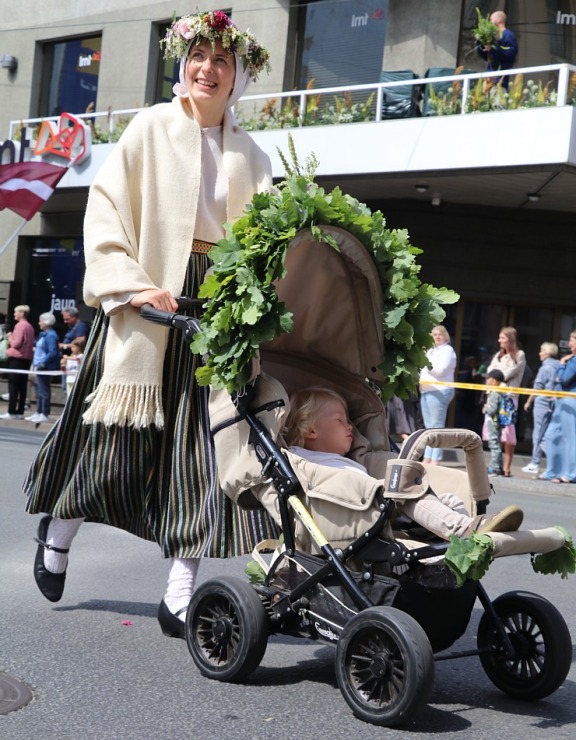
184,37 -> 236,126
303,398 -> 354,456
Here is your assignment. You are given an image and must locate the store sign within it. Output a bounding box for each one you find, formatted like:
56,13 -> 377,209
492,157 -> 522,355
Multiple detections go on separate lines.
557,11 -> 576,25
351,7 -> 385,27
0,112 -> 91,167
78,49 -> 101,68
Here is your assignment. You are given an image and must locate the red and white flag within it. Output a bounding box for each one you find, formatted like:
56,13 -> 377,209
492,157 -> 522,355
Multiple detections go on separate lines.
0,161 -> 67,221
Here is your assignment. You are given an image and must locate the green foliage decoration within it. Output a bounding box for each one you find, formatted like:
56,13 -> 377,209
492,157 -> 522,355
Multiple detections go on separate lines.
245,560 -> 267,584
532,526 -> 576,579
191,136 -> 459,398
472,7 -> 498,46
444,533 -> 494,587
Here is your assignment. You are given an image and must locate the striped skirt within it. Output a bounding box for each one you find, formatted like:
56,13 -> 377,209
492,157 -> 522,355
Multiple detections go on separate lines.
23,253 -> 278,558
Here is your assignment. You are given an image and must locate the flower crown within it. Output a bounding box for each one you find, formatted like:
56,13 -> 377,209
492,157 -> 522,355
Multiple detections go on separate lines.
161,11 -> 271,81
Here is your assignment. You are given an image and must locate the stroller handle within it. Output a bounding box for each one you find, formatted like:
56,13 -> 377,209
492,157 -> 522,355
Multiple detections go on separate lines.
140,297 -> 203,340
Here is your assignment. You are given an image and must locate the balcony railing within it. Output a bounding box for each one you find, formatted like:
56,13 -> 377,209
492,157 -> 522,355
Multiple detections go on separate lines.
8,63 -> 576,143
236,63 -> 576,129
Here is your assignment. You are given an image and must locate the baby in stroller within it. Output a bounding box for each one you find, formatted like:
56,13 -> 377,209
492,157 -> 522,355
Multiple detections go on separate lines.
285,386 -> 524,541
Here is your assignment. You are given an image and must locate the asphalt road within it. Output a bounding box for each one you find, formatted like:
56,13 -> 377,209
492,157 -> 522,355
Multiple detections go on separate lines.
1,427 -> 575,739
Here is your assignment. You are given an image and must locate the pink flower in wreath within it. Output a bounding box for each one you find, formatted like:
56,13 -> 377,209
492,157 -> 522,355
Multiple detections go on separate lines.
178,20 -> 195,40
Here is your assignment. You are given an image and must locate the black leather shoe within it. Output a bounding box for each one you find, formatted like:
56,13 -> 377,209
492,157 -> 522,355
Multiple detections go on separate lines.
157,600 -> 187,639
33,516 -> 69,603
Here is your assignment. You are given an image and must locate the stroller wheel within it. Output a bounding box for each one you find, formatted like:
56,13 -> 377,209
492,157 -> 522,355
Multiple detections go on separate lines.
335,606 -> 434,727
478,590 -> 571,700
186,576 -> 268,682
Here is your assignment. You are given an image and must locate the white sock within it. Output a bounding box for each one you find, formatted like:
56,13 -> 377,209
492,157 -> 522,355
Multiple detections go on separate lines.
43,517 -> 84,574
164,558 -> 200,621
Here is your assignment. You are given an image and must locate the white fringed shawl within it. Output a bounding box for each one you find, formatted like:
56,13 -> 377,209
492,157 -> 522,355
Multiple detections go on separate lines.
82,96 -> 272,428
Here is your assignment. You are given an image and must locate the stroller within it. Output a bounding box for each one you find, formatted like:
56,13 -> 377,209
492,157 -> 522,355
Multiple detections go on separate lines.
142,226 -> 571,727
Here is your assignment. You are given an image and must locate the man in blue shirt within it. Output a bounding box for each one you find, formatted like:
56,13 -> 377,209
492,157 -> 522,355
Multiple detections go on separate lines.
59,307 -> 90,352
477,10 -> 518,89
59,307 -> 90,392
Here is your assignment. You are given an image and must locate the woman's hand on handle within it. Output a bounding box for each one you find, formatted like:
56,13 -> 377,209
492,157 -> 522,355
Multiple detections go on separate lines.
130,289 -> 178,312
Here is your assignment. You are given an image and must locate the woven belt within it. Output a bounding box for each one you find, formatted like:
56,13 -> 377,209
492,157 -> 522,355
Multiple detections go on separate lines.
192,239 -> 215,255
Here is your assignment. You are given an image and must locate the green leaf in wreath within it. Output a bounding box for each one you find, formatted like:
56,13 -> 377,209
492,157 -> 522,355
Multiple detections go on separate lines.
531,526 -> 576,579
190,137 -> 459,396
444,533 -> 494,587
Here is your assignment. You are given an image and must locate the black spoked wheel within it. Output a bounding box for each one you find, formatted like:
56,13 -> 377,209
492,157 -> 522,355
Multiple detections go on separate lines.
335,606 -> 434,727
186,576 -> 268,682
478,590 -> 572,700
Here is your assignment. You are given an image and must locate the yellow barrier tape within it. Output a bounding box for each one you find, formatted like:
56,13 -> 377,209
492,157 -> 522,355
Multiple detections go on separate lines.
419,379 -> 576,399
288,495 -> 328,548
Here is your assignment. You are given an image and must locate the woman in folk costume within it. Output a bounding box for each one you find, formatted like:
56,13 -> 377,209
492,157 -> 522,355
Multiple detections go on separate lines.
24,11 -> 277,638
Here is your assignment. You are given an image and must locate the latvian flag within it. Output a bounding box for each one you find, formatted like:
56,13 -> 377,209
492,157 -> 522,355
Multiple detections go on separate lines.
0,161 -> 67,221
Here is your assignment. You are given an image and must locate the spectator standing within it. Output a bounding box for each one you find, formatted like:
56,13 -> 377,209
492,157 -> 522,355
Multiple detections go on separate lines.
540,330 -> 576,483
60,337 -> 85,399
26,312 -> 60,423
59,306 -> 90,353
477,10 -> 518,88
482,369 -> 518,477
522,342 -> 561,475
487,326 -> 525,475
0,312 -> 7,366
419,325 -> 457,464
0,305 -> 35,420
59,307 -> 90,394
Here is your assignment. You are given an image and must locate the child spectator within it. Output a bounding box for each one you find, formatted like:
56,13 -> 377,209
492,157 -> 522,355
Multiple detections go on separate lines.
60,337 -> 85,399
482,369 -> 518,477
285,387 -> 523,540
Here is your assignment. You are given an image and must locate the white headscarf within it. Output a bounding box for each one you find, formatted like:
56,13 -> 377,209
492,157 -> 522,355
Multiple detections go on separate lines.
172,43 -> 252,113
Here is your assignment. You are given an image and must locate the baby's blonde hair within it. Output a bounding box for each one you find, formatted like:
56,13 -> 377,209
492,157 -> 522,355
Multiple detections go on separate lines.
284,387 -> 348,447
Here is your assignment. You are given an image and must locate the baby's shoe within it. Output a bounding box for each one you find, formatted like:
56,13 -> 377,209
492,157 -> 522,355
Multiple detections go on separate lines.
476,505 -> 524,535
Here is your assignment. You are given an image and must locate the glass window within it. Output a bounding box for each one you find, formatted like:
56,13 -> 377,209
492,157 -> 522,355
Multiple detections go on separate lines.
155,22 -> 180,103
459,0 -> 576,69
28,238 -> 86,328
40,36 -> 102,117
297,0 -> 389,89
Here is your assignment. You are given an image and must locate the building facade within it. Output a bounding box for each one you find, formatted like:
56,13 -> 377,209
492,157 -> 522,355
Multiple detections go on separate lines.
1,0 -> 576,442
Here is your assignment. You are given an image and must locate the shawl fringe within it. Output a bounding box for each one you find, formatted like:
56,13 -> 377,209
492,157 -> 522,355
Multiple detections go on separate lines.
83,383 -> 164,429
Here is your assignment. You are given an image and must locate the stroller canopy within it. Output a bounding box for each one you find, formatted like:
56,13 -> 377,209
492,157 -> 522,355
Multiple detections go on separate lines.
261,225 -> 386,390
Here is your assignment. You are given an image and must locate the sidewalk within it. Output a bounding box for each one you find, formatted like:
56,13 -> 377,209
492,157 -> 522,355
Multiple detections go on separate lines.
0,376 -> 64,431
1,378 -> 575,497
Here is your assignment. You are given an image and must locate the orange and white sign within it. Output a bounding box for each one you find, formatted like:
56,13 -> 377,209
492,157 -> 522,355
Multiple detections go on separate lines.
33,112 -> 92,165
